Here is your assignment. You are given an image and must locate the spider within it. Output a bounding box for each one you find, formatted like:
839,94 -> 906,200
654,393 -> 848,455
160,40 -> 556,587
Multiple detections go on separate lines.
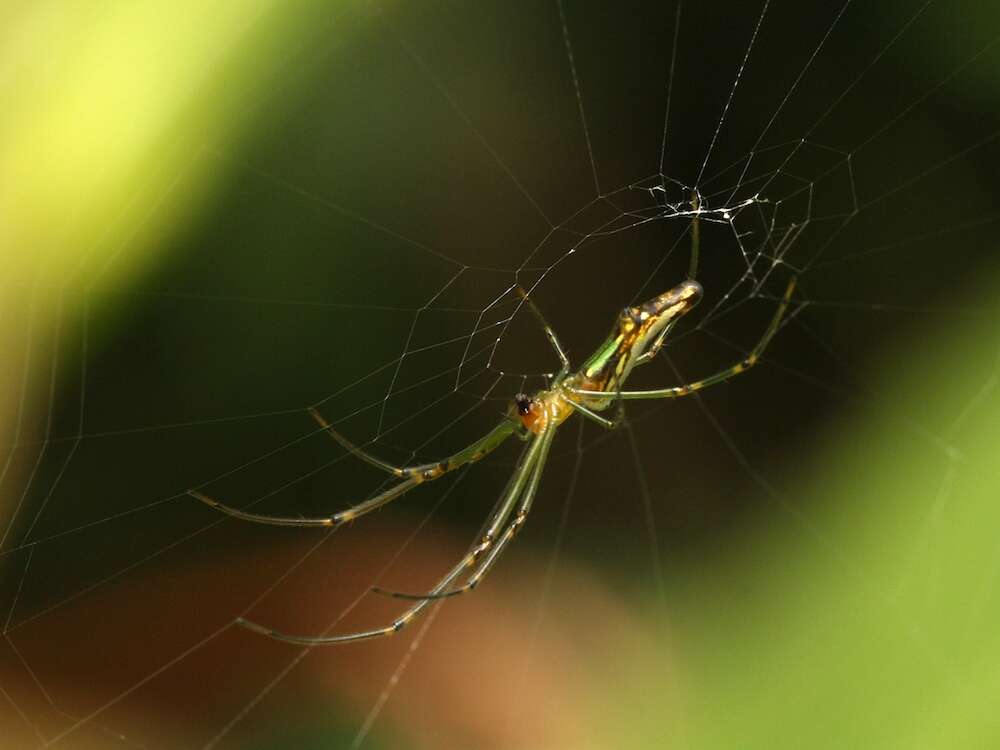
189,265 -> 795,645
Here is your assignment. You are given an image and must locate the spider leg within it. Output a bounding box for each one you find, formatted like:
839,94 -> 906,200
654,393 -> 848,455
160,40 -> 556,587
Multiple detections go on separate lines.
188,479 -> 420,528
189,416 -> 517,528
637,199 -> 702,366
310,407 -> 514,479
516,285 -> 570,378
236,426 -> 554,645
572,277 -> 796,401
633,317 -> 681,366
237,560 -> 470,645
688,187 -> 701,280
572,400 -> 619,430
374,422 -> 556,601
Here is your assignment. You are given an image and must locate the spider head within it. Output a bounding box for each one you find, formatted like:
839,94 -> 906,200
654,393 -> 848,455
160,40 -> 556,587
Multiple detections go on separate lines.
514,393 -> 533,416
512,392 -> 547,433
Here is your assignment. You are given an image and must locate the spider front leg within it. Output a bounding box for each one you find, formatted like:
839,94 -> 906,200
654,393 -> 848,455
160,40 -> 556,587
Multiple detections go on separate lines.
189,414 -> 517,528
237,426 -> 555,645
309,407 -> 513,479
374,423 -> 556,602
237,553 -> 472,645
419,424 -> 557,597
188,478 -> 422,528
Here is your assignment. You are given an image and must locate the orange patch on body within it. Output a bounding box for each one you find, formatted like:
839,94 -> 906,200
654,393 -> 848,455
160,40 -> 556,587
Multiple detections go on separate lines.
519,399 -> 546,433
520,394 -> 575,435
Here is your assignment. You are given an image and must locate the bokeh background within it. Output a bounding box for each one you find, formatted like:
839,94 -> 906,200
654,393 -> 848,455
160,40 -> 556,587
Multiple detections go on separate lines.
2,1 -> 999,748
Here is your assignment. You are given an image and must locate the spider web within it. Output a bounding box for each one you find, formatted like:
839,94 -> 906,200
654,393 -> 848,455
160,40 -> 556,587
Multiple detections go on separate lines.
2,1 -> 999,747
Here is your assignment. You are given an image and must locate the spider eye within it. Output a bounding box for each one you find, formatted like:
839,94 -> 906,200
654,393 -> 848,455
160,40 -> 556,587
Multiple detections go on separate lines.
621,307 -> 642,328
514,393 -> 532,416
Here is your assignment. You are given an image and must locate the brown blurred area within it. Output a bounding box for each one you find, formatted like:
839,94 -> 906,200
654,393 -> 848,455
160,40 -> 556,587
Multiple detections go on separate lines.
2,522 -> 666,749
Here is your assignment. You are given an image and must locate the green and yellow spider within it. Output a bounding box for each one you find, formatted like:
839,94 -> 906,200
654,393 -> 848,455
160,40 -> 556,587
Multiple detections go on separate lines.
190,269 -> 795,645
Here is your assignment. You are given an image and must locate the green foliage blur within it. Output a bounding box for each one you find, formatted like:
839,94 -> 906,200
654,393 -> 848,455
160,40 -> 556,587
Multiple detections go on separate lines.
613,279 -> 1000,749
